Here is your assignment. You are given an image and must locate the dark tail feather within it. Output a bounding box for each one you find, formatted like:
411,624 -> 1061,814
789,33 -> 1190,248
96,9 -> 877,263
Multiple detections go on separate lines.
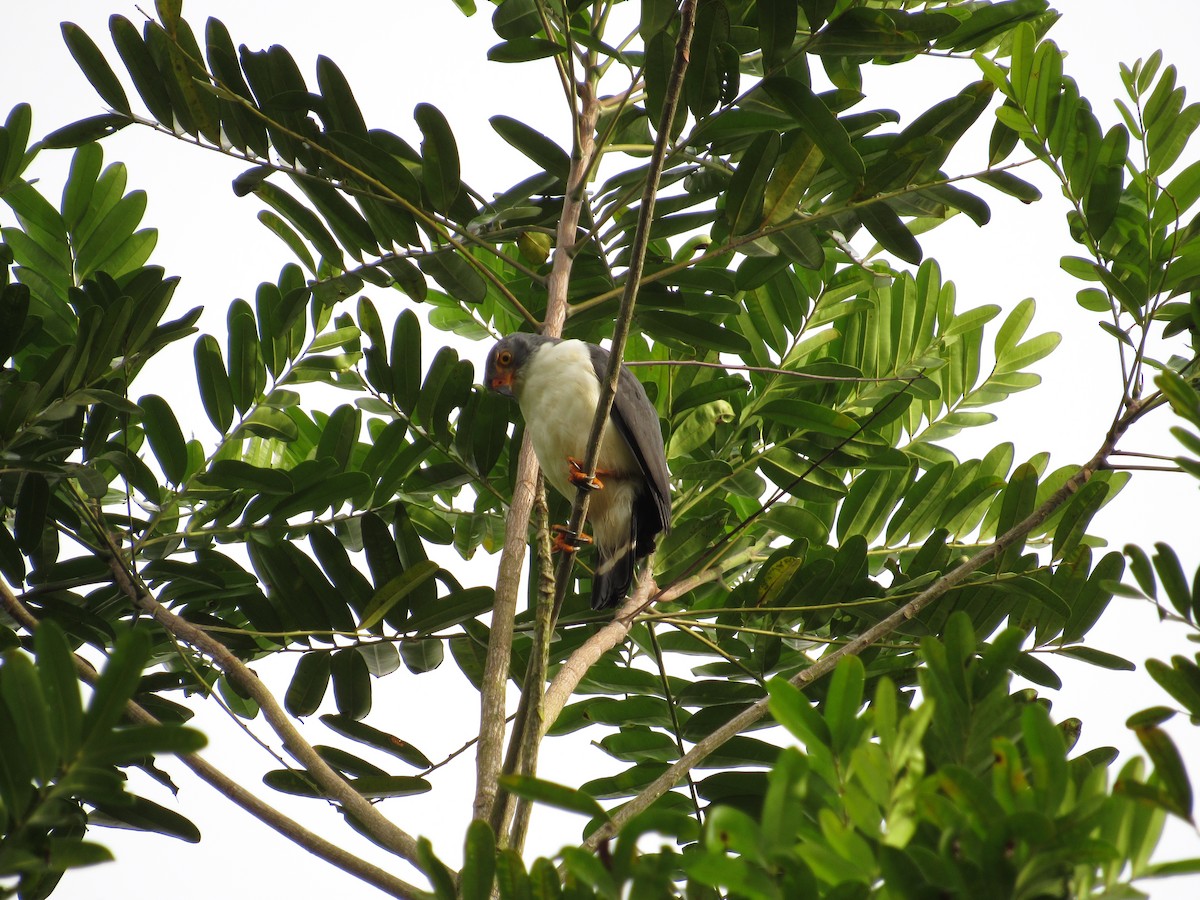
591,543 -> 636,610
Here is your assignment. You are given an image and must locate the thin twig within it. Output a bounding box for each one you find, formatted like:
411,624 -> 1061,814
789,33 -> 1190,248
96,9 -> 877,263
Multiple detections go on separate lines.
622,357 -> 920,383
581,405 -> 1143,848
548,0 -> 699,625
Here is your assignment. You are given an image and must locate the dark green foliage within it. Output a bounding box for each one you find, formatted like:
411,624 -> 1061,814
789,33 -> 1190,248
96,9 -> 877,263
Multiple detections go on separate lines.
1,1 -> 1199,896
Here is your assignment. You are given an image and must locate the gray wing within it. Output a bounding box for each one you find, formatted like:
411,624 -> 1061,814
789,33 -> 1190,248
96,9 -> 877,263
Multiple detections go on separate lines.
588,344 -> 671,537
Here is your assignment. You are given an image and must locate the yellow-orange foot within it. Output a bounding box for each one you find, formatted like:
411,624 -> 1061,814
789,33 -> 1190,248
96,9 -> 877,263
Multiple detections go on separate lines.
551,523 -> 593,553
567,457 -> 607,491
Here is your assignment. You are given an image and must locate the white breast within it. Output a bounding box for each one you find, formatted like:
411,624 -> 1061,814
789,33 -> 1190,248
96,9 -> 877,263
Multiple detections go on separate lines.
515,340 -> 639,526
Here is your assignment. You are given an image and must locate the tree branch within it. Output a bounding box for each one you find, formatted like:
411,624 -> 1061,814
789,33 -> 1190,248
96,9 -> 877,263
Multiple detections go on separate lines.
498,479 -> 558,848
540,551 -> 736,736
473,53 -> 603,825
0,581 -> 424,900
581,409 -> 1141,848
93,536 -> 424,867
473,437 -> 539,824
548,0 -> 698,624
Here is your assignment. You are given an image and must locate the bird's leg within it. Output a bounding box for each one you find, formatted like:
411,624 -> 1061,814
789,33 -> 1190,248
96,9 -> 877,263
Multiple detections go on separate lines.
551,523 -> 592,553
566,456 -> 610,492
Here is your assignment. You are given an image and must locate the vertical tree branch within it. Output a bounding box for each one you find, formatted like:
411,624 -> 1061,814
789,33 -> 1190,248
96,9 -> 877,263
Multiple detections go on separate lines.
473,71 -> 602,824
482,0 -> 698,845
547,0 -> 698,622
473,438 -> 541,824
496,478 -> 558,847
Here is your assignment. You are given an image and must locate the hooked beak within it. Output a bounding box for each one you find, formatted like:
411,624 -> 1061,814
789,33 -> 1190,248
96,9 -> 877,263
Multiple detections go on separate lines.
488,370 -> 514,396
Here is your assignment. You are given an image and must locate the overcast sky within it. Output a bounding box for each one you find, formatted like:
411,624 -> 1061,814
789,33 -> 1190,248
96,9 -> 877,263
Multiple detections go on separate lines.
3,2 -> 1200,897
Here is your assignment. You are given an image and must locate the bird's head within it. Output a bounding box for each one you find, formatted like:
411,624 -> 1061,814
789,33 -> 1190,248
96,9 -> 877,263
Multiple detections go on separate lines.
484,333 -> 554,398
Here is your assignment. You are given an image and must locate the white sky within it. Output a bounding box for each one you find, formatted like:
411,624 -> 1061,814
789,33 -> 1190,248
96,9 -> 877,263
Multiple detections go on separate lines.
3,1 -> 1200,897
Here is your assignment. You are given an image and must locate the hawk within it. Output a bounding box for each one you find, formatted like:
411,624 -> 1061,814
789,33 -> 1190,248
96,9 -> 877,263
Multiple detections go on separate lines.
484,334 -> 671,609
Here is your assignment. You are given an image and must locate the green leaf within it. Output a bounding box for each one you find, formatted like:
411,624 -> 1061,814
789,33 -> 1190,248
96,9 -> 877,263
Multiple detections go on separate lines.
1149,102 -> 1200,178
1153,542 -> 1193,618
667,400 -> 733,458
357,560 -> 441,631
90,794 -> 201,842
940,0 -> 1049,51
331,647 -> 372,721
400,639 -> 445,674
415,103 -> 461,213
487,37 -> 566,63
755,399 -> 858,437
285,651 -> 331,717
992,575 -> 1071,619
74,189 -> 148,279
227,299 -> 266,414
419,251 -> 487,304
0,652 -> 56,783
60,143 -> 103,232
14,473 -> 49,553
490,115 -> 570,180
1146,658 -> 1200,718
138,394 -> 187,484
237,407 -> 300,442
315,55 -> 366,135
201,459 -> 294,495
763,132 -> 824,225
110,15 -> 174,125
320,714 -> 433,768
86,723 -> 206,764
636,310 -> 752,354
41,838 -> 115,869
1084,125 -> 1128,238
34,621 -> 83,759
82,628 -> 150,742
0,103 -> 33,187
1010,651 -> 1062,689
194,334 -> 235,433
461,819 -> 497,900
499,774 -> 609,820
1051,643 -> 1132,672
767,677 -> 830,747
1051,479 -> 1109,561
255,182 -> 344,269
824,655 -> 865,755
41,114 -> 134,149
258,210 -> 317,274
858,200 -> 922,264
1132,723 -> 1194,821
977,169 -> 1042,202
418,836 -> 458,900
759,0 -> 799,70
1127,707 -> 1176,729
492,0 -> 540,40
291,176 -> 378,261
62,22 -> 131,115
724,131 -> 780,235
762,76 -> 865,180
405,586 -> 494,635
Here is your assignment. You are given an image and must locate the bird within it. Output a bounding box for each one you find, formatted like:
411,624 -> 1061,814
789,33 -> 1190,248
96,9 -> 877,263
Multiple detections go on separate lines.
484,333 -> 671,610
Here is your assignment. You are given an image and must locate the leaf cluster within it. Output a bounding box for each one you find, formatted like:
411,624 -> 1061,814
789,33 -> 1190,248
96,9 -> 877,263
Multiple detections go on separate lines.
0,1 -> 1198,897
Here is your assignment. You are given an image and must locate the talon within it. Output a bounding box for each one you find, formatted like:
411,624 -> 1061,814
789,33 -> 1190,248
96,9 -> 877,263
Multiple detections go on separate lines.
567,456 -> 605,491
551,523 -> 593,553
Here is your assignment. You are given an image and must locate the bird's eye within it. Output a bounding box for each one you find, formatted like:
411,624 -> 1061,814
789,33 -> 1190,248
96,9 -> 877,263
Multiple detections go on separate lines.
498,350 -> 513,366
